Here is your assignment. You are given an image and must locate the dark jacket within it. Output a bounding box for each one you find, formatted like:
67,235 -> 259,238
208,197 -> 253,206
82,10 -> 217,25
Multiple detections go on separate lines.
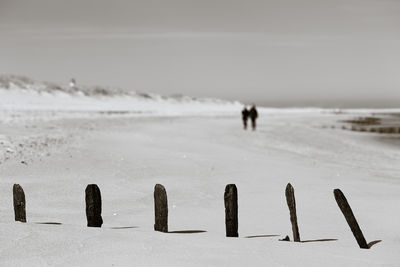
242,108 -> 249,120
249,106 -> 258,120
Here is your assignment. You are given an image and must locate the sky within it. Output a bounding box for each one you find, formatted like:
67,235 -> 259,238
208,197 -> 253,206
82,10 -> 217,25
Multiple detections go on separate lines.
0,0 -> 399,107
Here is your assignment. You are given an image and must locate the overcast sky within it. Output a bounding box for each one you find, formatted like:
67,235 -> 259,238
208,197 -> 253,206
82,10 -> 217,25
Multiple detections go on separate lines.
0,0 -> 399,107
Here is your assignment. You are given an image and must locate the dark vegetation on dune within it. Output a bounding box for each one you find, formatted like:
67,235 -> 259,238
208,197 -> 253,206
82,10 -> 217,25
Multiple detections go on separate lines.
0,74 -> 235,105
0,74 -> 132,97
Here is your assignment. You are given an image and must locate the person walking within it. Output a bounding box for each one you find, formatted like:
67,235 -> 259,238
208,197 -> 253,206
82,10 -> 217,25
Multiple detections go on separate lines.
241,106 -> 249,129
249,104 -> 258,130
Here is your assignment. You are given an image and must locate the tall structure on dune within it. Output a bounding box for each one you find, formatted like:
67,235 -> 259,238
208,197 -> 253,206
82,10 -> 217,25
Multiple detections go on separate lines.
69,78 -> 76,89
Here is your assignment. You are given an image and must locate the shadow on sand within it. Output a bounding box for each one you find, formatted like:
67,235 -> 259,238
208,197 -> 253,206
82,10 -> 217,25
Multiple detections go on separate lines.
368,240 -> 382,248
300,238 -> 338,243
168,230 -> 207,234
35,222 -> 62,225
110,226 -> 139,230
245,234 -> 280,239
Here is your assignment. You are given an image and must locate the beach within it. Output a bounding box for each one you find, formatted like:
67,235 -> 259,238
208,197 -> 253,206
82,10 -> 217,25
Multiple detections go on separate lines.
0,104 -> 399,266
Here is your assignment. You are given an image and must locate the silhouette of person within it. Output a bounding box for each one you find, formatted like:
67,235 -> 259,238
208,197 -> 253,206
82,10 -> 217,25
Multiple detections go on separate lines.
241,107 -> 249,129
249,104 -> 258,130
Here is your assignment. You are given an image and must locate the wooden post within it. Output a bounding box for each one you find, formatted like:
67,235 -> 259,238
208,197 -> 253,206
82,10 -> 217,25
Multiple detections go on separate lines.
224,184 -> 238,237
334,189 -> 369,249
13,184 -> 26,222
154,184 -> 168,232
285,183 -> 300,242
85,184 -> 103,227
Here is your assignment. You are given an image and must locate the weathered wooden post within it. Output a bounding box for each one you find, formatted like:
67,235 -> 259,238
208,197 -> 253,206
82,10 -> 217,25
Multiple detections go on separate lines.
13,184 -> 26,222
224,184 -> 238,237
85,184 -> 103,227
285,183 -> 300,242
334,189 -> 369,249
154,184 -> 168,232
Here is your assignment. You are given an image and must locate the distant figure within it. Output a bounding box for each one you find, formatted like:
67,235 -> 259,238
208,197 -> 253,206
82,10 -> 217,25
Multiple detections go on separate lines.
241,107 -> 249,129
249,105 -> 258,130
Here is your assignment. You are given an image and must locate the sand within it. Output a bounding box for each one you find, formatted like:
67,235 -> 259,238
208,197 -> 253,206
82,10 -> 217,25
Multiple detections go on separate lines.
0,107 -> 399,266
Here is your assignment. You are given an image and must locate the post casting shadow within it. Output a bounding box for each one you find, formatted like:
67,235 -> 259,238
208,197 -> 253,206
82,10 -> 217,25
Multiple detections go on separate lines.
35,222 -> 62,225
368,240 -> 382,248
301,239 -> 338,243
168,230 -> 207,234
245,234 -> 280,239
110,226 -> 139,230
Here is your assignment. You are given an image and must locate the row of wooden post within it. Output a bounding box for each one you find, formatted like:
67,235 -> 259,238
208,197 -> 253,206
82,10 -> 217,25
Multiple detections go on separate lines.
12,182 -> 371,249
